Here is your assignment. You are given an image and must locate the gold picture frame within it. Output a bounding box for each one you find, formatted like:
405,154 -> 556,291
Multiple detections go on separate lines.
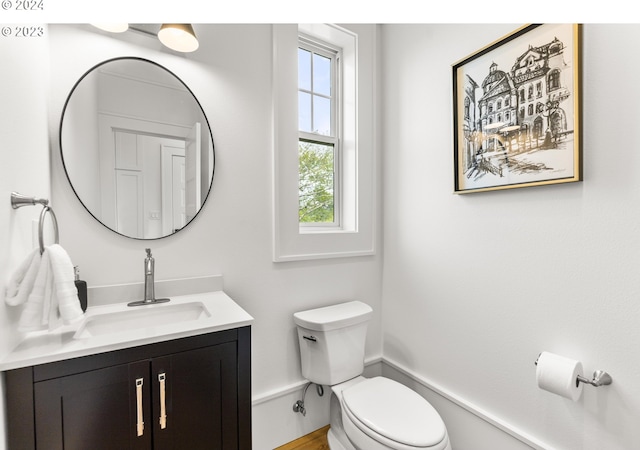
453,24 -> 582,194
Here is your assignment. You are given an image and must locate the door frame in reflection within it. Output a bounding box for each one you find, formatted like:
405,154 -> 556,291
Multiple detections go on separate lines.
100,114 -> 199,239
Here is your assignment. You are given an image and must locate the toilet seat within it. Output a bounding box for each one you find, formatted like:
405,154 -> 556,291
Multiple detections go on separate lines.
342,377 -> 448,449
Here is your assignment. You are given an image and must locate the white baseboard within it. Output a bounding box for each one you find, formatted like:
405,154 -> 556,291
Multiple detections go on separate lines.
382,357 -> 552,450
252,355 -> 383,407
252,355 -> 554,450
252,382 -> 330,449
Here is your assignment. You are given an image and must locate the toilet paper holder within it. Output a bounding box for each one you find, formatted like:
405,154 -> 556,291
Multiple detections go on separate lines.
535,354 -> 613,387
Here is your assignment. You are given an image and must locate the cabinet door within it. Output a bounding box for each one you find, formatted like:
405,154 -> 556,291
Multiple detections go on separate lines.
151,342 -> 238,450
34,360 -> 152,450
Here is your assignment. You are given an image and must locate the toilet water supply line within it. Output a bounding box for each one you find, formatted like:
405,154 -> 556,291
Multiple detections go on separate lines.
293,382 -> 324,416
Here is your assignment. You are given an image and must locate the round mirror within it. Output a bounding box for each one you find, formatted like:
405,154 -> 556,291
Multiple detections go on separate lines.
60,57 -> 215,239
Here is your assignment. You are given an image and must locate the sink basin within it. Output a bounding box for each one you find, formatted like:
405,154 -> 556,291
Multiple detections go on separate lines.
74,301 -> 211,339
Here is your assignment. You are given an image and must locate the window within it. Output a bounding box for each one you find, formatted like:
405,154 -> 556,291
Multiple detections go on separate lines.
298,38 -> 340,226
548,69 -> 561,91
272,24 -> 375,261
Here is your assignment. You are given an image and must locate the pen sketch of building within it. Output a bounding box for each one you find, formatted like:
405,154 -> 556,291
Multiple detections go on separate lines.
462,32 -> 574,184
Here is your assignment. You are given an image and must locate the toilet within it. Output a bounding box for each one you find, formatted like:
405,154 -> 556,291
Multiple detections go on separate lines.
294,301 -> 452,450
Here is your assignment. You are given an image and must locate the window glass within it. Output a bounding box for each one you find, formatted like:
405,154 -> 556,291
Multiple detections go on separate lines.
298,48 -> 311,91
298,38 -> 338,225
313,95 -> 331,136
299,140 -> 334,223
298,92 -> 312,132
313,53 -> 331,96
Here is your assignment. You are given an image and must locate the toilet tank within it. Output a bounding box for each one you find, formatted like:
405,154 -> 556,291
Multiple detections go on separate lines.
293,301 -> 372,386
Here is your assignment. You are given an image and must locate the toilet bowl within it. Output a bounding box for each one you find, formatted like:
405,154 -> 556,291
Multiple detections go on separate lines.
294,301 -> 451,450
328,376 -> 451,450
341,377 -> 450,450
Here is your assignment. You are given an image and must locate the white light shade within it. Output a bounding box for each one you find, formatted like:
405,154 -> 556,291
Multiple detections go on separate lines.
158,24 -> 199,53
91,23 -> 129,33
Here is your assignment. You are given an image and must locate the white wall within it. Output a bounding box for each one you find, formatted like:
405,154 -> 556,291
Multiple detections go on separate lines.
47,24 -> 382,449
381,24 -> 640,450
0,28 -> 51,450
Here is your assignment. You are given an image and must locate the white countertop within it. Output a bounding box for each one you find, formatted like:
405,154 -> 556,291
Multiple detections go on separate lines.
0,290 -> 254,372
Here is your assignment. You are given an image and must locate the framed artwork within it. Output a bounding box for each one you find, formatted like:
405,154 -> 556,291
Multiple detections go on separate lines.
453,24 -> 582,194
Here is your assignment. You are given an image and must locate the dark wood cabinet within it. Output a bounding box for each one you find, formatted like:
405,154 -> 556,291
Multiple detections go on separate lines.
5,326 -> 251,450
34,359 -> 151,450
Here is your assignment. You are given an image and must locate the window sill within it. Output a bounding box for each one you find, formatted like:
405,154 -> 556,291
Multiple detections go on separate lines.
299,226 -> 356,235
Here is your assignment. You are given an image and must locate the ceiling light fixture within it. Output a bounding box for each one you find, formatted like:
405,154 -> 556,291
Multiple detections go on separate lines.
91,23 -> 200,54
91,23 -> 129,33
157,24 -> 199,53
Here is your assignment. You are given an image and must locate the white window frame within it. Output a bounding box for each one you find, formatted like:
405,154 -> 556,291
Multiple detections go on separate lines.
298,35 -> 341,229
272,24 -> 376,262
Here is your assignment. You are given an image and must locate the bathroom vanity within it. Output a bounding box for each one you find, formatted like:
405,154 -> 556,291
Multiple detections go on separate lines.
1,290 -> 253,450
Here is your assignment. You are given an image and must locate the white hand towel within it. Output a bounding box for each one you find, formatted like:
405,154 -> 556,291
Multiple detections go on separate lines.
47,244 -> 84,325
18,250 -> 50,332
17,244 -> 85,332
5,248 -> 41,306
43,253 -> 58,330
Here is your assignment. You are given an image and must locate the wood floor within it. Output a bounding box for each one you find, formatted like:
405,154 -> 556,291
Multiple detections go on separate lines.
275,425 -> 330,450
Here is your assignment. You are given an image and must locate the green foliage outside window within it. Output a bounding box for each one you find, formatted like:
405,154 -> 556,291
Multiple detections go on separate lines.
299,140 -> 334,223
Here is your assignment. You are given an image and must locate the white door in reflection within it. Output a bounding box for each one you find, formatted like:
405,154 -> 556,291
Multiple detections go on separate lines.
168,150 -> 185,233
113,130 -> 191,239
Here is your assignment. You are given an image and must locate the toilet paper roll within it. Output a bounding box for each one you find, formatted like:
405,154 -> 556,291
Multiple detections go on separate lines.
536,351 -> 583,401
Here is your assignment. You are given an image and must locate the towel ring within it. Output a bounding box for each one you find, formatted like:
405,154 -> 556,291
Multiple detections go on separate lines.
10,192 -> 59,255
11,191 -> 48,209
38,205 -> 59,255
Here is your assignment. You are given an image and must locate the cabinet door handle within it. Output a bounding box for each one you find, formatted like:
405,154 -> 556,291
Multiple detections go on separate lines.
135,378 -> 144,437
158,372 -> 167,429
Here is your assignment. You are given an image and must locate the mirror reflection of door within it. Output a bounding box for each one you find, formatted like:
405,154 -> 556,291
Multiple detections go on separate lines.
169,151 -> 185,233
111,129 -> 196,239
161,135 -> 195,235
114,167 -> 143,237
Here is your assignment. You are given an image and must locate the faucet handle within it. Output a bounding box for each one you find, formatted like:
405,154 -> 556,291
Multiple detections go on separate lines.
146,248 -> 152,258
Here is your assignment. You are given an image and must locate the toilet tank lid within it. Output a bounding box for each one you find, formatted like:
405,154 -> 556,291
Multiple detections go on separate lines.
293,301 -> 372,331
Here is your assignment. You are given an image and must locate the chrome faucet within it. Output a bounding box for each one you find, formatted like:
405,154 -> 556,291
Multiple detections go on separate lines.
128,248 -> 170,307
144,248 -> 155,301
